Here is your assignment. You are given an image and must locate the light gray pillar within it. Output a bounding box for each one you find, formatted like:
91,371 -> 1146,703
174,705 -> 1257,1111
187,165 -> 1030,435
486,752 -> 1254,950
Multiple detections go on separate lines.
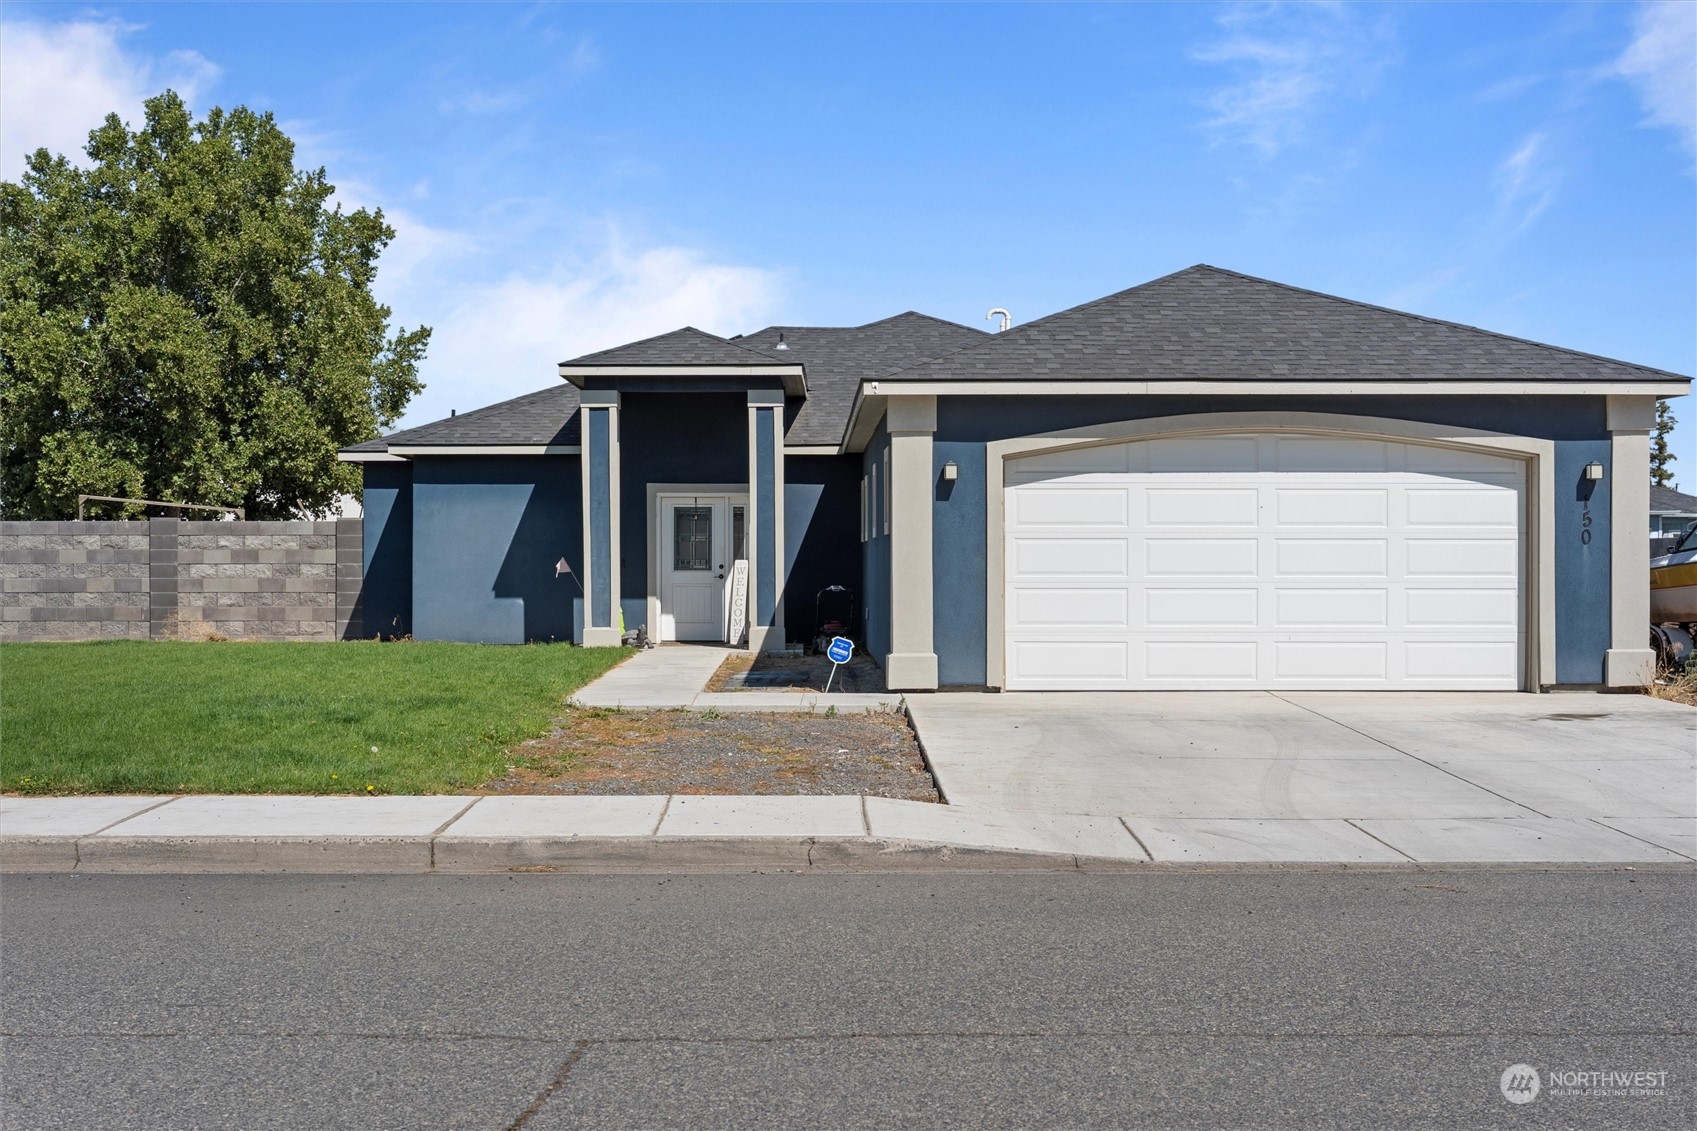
1605,394 -> 1655,687
884,395 -> 938,690
746,390 -> 785,652
580,389 -> 623,647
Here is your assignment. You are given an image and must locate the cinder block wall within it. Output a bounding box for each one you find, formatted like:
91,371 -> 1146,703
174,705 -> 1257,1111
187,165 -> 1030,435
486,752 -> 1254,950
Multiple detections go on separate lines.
0,522 -> 151,640
1,519 -> 364,642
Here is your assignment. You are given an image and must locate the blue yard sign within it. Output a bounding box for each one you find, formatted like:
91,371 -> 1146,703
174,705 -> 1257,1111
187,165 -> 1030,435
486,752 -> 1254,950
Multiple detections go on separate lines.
823,635 -> 854,692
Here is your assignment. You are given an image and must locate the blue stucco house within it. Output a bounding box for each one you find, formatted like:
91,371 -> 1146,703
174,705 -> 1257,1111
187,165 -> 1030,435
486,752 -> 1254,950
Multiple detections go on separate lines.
340,265 -> 1690,692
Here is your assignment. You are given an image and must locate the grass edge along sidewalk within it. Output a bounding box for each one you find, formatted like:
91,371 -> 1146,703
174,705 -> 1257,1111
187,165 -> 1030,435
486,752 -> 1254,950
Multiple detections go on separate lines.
2,640 -> 630,796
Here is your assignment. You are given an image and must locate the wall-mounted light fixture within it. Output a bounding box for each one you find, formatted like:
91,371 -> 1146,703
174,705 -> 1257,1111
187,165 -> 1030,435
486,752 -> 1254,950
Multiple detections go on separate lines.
941,461 -> 959,482
1583,461 -> 1605,481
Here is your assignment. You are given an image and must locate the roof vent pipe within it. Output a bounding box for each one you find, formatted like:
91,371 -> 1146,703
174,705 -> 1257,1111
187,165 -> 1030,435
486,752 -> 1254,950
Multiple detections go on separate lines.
775,333 -> 788,351
987,308 -> 1011,332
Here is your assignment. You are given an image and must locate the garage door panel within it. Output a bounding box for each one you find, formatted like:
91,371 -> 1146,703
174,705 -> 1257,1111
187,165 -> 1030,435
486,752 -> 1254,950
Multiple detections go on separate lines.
1146,436 -> 1259,472
1145,538 -> 1259,577
1404,488 -> 1520,527
1012,487 -> 1127,526
1275,489 -> 1389,527
1145,641 -> 1259,680
1005,433 -> 1524,691
1274,587 -> 1389,628
1274,436 -> 1393,472
1011,640 -> 1128,682
1273,641 -> 1389,680
1013,538 -> 1129,577
1274,539 -> 1389,577
1145,487 -> 1259,528
1014,587 -> 1130,627
1404,588 -> 1519,628
1146,588 -> 1258,627
1404,538 -> 1518,577
1404,641 -> 1520,679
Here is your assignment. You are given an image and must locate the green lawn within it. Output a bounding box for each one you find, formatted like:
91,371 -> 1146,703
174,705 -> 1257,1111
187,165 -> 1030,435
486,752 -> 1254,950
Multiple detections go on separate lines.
0,640 -> 630,795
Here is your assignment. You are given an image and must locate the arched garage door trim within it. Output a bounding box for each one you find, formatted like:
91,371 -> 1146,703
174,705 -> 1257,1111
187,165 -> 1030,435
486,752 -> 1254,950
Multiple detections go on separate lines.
983,411 -> 1555,691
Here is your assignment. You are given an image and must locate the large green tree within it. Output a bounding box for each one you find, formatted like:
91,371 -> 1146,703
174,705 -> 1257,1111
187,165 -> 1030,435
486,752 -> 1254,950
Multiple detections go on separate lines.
1,91 -> 428,519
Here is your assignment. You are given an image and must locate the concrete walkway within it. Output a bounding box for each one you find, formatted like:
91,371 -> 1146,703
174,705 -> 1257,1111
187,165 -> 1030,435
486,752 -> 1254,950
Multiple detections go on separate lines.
4,791 -> 1691,872
572,644 -> 900,712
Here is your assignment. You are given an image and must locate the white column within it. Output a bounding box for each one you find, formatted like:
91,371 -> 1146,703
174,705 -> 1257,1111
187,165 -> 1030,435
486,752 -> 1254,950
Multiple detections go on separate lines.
746,390 -> 786,653
885,395 -> 938,690
580,389 -> 622,647
1606,394 -> 1655,687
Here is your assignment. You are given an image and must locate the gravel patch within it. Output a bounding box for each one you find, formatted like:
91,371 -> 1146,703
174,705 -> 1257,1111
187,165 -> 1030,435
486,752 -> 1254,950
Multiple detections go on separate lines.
706,652 -> 885,693
481,706 -> 938,801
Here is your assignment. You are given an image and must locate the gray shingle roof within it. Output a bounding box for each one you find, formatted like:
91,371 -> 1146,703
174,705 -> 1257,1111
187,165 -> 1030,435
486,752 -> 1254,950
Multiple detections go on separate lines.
731,313 -> 986,444
343,384 -> 582,451
878,265 -> 1691,384
562,326 -> 785,368
344,265 -> 1689,457
1651,485 -> 1697,514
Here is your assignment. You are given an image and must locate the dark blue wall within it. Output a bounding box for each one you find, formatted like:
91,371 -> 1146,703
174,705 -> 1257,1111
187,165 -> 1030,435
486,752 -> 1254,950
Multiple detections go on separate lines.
862,421 -> 891,661
783,455 -> 863,644
929,395 -> 1615,687
410,456 -> 581,644
360,461 -> 413,639
1555,440 -> 1612,683
617,392 -> 748,598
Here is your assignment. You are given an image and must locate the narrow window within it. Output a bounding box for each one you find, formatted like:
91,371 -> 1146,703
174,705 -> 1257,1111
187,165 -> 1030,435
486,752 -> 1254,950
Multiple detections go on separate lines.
859,477 -> 867,543
883,448 -> 891,536
731,505 -> 746,561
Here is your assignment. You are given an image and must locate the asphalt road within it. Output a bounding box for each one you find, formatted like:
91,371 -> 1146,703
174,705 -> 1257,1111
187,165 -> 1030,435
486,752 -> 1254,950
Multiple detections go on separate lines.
2,870 -> 1692,1130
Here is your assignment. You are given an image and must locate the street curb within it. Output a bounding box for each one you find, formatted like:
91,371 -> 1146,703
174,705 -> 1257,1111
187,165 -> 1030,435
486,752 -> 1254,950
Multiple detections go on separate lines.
5,834 -> 1694,875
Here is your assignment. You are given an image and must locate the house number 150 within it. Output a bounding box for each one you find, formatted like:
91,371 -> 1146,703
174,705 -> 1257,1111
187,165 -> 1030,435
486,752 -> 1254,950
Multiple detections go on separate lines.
1580,501 -> 1592,545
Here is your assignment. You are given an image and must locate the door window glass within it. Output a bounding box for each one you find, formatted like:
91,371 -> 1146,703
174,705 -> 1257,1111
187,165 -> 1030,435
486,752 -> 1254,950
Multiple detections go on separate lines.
673,506 -> 713,570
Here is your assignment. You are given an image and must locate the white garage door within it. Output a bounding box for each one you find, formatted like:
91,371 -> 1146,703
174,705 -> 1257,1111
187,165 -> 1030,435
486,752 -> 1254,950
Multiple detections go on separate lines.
1004,433 -> 1525,690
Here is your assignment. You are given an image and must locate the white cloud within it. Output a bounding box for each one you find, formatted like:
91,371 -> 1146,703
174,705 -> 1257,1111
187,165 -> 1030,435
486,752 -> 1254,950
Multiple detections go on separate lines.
1612,1 -> 1697,155
387,233 -> 781,426
1193,2 -> 1394,157
0,18 -> 219,178
1493,131 -> 1560,233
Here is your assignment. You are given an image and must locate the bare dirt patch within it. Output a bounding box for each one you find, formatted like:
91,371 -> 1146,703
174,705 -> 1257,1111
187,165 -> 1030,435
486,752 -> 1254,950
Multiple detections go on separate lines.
705,651 -> 885,693
480,706 -> 938,800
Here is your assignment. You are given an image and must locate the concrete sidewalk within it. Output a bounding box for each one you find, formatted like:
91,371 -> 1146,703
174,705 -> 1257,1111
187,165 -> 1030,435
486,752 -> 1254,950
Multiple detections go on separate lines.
4,793 -> 1691,873
572,645 -> 900,712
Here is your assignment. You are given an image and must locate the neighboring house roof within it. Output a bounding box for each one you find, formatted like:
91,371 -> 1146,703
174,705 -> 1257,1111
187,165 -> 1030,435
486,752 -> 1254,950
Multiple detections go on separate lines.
1651,485 -> 1697,515
876,265 -> 1690,385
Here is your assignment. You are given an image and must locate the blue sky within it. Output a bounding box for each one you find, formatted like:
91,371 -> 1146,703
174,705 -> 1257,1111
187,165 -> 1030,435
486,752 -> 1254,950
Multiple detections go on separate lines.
4,3 -> 1694,480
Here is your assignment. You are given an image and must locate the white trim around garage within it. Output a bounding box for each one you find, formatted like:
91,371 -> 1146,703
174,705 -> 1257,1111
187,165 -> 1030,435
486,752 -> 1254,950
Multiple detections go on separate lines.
982,411 -> 1558,692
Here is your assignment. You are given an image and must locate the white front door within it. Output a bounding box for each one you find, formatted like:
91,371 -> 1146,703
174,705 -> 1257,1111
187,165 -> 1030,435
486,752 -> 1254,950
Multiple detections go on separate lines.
1004,434 -> 1526,690
658,496 -> 747,641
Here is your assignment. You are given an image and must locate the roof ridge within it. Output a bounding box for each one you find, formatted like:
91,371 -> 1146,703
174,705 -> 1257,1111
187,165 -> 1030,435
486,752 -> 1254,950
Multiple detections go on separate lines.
1190,265 -> 1692,381
561,324 -> 782,366
871,265 -> 1209,380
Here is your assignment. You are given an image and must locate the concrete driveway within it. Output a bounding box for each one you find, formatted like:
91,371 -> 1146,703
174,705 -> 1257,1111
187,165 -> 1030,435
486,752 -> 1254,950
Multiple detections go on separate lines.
905,692 -> 1697,862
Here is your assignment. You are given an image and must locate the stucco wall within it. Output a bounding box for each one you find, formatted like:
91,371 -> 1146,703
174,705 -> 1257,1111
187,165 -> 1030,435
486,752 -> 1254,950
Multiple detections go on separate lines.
929,394 -> 1617,688
862,421 -> 892,661
361,461 -> 413,639
409,456 -> 581,644
783,454 -> 863,645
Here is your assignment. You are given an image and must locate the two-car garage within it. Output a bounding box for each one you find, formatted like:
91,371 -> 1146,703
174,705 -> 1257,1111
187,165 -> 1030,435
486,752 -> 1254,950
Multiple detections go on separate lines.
1002,432 -> 1526,690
